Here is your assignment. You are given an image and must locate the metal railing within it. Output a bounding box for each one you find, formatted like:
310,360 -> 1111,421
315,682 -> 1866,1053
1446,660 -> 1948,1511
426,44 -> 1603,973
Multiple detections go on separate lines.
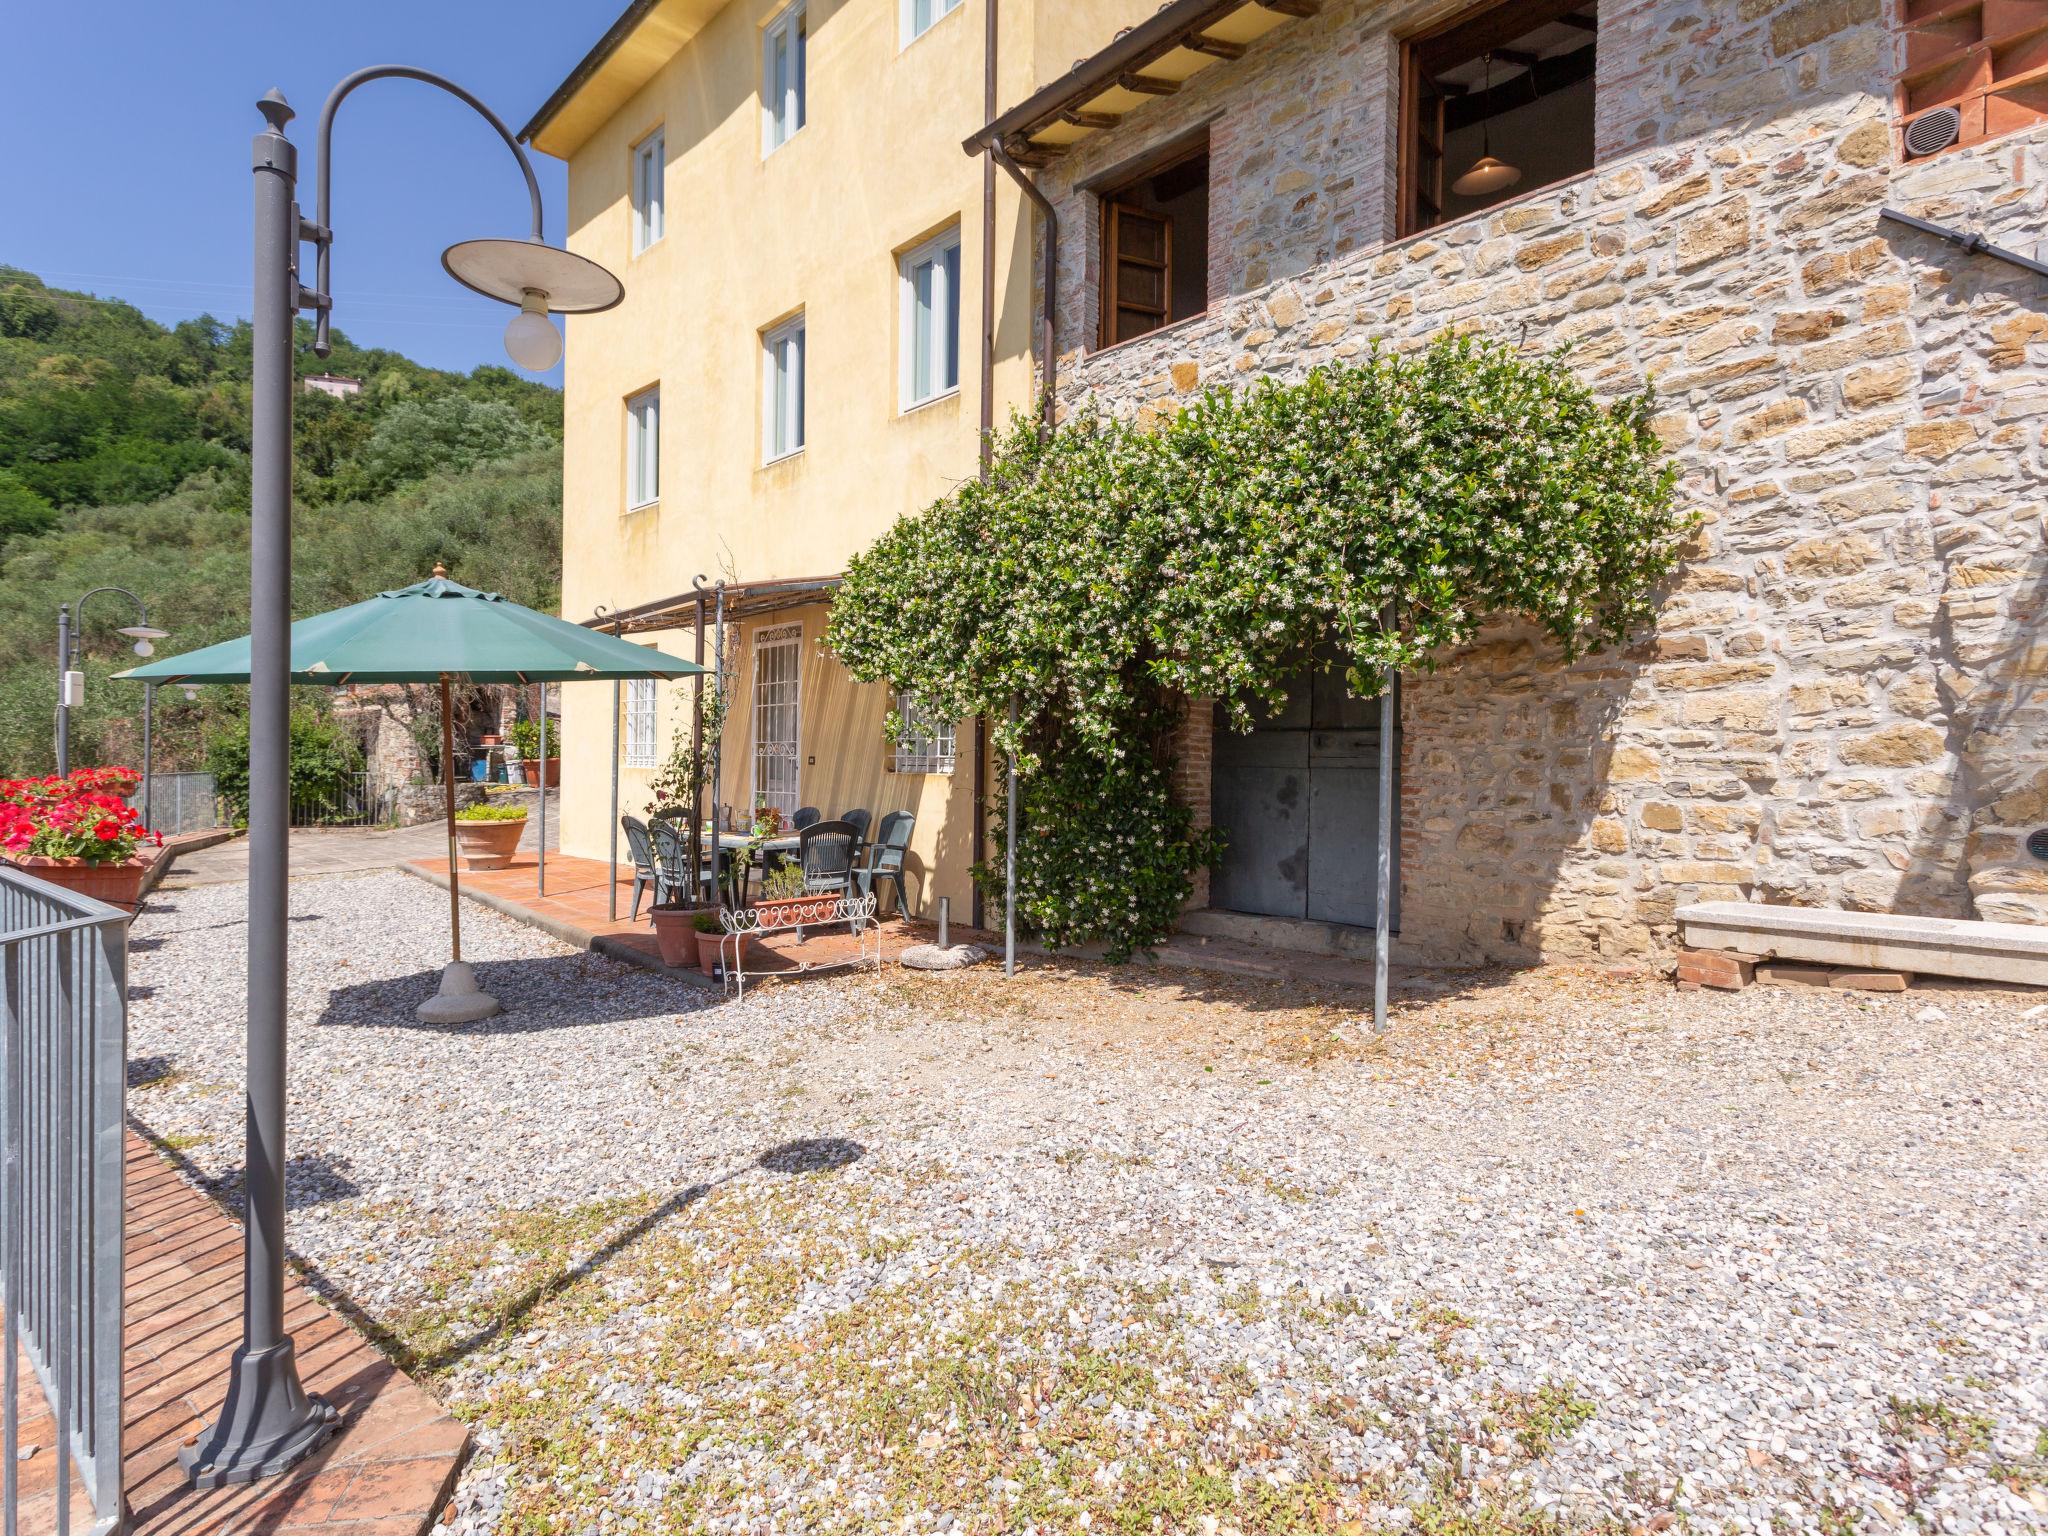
289,770 -> 393,828
141,771 -> 223,838
1,866 -> 127,1534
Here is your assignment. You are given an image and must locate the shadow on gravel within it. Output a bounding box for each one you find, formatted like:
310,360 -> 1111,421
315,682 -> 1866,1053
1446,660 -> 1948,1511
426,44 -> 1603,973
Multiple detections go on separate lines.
293,1135 -> 868,1379
312,952 -> 704,1033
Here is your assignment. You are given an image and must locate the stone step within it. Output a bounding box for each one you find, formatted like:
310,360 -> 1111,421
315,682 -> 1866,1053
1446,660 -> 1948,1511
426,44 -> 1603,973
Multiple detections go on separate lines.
1677,901 -> 2048,988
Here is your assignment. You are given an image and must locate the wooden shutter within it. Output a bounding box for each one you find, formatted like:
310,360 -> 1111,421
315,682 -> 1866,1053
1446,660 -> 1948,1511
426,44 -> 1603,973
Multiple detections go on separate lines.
1103,203 -> 1172,346
1403,54 -> 1446,236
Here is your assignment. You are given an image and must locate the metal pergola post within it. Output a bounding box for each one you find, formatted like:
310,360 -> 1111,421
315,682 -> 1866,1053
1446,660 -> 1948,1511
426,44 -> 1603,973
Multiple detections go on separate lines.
1004,696 -> 1018,977
538,681 -> 549,896
608,674 -> 620,921
1374,665 -> 1396,1035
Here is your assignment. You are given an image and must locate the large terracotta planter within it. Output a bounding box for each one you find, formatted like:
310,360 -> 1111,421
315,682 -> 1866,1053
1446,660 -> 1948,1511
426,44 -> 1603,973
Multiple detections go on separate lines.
9,855 -> 149,909
518,758 -> 560,788
650,905 -> 695,968
453,816 -> 525,870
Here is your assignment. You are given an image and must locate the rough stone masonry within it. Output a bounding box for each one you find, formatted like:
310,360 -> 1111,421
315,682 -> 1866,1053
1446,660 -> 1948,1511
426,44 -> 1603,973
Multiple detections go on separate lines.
1031,0 -> 2048,965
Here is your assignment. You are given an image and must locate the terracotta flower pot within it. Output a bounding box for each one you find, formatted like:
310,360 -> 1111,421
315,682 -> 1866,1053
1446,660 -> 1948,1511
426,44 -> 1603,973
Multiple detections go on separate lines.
453,816 -> 525,870
9,855 -> 150,909
695,927 -> 723,977
519,758 -> 560,788
650,905 -> 695,968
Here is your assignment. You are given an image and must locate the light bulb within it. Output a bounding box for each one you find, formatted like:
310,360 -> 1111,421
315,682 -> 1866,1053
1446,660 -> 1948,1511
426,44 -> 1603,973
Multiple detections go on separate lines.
504,289 -> 562,371
132,638 -> 154,657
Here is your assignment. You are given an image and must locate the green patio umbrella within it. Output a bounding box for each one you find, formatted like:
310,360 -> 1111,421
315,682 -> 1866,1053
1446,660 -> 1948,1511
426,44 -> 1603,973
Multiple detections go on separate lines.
120,566 -> 704,1021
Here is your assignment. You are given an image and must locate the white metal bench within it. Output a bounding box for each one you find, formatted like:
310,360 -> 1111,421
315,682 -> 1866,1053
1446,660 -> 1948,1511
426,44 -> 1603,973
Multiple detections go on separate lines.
718,892 -> 882,998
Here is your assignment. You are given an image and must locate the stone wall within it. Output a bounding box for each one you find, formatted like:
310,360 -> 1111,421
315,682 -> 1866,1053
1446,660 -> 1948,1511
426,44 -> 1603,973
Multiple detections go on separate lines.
1031,0 -> 2048,962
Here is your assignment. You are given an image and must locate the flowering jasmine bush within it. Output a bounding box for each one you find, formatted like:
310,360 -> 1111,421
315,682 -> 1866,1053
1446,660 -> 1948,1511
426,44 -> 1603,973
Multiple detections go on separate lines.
830,333 -> 1687,958
0,773 -> 162,864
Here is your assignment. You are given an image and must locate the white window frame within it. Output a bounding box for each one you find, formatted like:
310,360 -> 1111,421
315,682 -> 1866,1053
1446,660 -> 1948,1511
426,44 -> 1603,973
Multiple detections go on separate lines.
893,691 -> 956,774
899,226 -> 962,411
630,128 -> 665,254
624,678 -> 658,768
762,315 -> 806,463
762,2 -> 807,155
625,386 -> 660,509
901,0 -> 963,47
750,623 -> 804,818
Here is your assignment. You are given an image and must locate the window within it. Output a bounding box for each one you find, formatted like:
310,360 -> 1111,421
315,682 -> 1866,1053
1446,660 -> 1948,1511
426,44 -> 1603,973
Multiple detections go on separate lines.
900,227 -> 961,409
1400,1 -> 1598,237
752,624 -> 802,817
625,679 -> 657,768
763,316 -> 806,462
1096,141 -> 1209,349
893,693 -> 956,774
903,0 -> 962,46
626,387 -> 659,508
630,129 -> 665,254
763,2 -> 807,153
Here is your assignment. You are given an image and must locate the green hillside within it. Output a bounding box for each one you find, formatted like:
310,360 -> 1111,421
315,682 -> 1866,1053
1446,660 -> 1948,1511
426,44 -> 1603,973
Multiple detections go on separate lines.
0,266 -> 565,777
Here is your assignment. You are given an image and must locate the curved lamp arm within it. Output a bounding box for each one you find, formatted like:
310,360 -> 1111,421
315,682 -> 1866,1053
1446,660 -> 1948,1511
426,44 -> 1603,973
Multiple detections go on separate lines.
311,65 -> 546,357
71,586 -> 149,663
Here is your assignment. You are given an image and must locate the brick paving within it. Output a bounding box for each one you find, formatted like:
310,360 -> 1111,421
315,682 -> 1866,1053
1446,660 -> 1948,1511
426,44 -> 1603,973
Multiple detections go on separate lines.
16,1136 -> 465,1535
400,850 -> 934,978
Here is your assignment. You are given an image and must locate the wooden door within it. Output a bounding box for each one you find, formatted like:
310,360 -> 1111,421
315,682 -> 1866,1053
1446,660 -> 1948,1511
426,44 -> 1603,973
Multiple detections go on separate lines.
1103,203 -> 1172,346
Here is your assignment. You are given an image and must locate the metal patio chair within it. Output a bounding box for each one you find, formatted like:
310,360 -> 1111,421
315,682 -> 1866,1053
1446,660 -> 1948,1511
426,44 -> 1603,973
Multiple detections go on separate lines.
853,809 -> 915,918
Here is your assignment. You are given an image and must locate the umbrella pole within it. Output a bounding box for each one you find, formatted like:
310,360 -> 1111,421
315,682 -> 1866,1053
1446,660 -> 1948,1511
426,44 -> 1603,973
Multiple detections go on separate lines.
441,676 -> 461,964
538,681 -> 548,897
419,676 -> 500,1025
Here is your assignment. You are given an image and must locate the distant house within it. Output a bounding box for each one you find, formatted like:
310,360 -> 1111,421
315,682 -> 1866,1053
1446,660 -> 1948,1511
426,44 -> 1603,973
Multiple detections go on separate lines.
301,373 -> 362,399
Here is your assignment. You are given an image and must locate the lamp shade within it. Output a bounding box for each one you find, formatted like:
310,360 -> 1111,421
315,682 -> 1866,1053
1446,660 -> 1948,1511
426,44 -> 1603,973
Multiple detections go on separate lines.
1452,155 -> 1522,197
441,238 -> 624,314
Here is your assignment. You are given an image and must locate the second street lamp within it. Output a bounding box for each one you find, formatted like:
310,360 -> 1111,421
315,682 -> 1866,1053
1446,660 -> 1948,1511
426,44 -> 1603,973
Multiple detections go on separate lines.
181,75 -> 621,1487
54,585 -> 168,817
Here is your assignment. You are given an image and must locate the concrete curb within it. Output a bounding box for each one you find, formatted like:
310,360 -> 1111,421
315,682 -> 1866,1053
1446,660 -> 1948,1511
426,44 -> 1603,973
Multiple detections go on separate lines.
142,827 -> 239,899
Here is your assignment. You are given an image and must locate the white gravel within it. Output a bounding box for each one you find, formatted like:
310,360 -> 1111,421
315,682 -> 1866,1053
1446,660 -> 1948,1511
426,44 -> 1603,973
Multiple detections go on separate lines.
126,869 -> 2048,1535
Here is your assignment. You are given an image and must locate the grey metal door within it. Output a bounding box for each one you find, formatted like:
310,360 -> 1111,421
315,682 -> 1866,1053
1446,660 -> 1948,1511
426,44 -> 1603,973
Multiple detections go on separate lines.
1210,647 -> 1399,930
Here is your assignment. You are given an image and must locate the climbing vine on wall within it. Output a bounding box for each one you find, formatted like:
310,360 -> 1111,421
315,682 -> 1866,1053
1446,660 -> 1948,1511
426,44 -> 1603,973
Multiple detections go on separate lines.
829,332 -> 1690,958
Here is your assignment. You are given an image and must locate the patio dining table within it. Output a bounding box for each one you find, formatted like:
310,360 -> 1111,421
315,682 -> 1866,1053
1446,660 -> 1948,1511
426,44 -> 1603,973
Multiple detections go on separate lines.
705,830 -> 800,908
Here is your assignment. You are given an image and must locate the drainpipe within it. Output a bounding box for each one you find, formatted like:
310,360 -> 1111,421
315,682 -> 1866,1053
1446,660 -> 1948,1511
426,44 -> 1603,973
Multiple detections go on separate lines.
986,140 -> 1058,428
972,0 -> 999,927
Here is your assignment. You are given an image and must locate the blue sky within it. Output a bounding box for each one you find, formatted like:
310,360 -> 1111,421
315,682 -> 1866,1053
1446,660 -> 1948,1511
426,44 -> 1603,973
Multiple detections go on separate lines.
0,1 -> 623,383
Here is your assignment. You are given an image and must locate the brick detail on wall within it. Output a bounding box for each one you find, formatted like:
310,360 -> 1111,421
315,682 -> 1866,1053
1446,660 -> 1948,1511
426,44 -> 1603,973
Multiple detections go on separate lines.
1167,694 -> 1215,911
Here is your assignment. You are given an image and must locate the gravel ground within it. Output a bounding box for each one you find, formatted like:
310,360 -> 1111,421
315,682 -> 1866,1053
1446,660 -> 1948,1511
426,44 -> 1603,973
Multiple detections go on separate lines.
126,870 -> 2048,1536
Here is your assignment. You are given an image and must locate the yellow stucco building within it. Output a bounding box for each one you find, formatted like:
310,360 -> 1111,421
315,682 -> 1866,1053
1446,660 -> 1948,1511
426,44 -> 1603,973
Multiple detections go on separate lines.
522,0 -> 1164,920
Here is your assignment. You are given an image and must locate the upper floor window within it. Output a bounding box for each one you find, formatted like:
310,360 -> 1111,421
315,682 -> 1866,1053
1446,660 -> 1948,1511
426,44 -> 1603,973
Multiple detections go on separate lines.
893,692 -> 956,774
763,316 -> 806,462
902,0 -> 963,47
900,226 -> 961,409
624,678 -> 657,767
630,128 -> 665,254
763,2 -> 807,154
626,386 -> 659,509
1097,139 -> 1209,350
1400,0 -> 1598,237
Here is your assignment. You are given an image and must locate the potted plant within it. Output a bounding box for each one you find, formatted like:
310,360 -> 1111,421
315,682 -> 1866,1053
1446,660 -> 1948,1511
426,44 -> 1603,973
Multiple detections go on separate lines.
649,900 -> 698,968
691,908 -> 724,976
751,861 -> 836,928
71,766 -> 141,801
452,802 -> 527,870
509,718 -> 559,788
0,775 -> 162,908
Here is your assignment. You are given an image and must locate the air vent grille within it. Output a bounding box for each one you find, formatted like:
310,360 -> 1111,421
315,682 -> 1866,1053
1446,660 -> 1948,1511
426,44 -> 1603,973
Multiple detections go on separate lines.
1905,105 -> 1962,157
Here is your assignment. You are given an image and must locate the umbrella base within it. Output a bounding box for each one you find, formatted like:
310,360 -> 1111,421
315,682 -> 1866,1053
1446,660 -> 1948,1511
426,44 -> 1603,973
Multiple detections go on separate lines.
417,960 -> 501,1024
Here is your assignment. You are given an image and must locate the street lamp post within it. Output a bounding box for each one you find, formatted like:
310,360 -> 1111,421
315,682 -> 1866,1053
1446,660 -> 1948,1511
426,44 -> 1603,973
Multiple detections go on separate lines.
54,585 -> 168,804
180,79 -> 621,1488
